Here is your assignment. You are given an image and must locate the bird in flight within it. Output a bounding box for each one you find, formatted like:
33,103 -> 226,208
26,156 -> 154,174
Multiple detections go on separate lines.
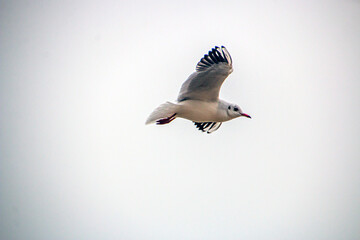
146,46 -> 251,134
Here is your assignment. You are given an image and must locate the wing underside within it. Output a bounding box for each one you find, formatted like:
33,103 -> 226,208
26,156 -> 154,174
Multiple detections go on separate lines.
194,122 -> 222,134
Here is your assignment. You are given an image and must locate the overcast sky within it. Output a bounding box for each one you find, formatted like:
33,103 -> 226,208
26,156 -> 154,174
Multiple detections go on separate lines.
1,0 -> 359,239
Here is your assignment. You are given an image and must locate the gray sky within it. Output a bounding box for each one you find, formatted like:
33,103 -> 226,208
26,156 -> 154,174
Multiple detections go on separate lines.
1,0 -> 359,239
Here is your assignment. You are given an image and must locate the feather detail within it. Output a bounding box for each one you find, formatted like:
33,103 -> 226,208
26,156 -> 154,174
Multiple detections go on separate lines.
196,46 -> 232,72
193,122 -> 222,134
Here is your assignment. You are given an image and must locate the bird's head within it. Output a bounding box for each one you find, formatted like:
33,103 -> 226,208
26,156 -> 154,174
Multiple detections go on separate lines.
227,104 -> 251,119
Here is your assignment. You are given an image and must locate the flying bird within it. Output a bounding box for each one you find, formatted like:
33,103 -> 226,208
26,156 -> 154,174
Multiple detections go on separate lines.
146,46 -> 251,133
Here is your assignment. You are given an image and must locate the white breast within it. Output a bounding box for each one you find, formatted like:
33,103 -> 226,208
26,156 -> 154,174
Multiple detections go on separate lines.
177,100 -> 229,122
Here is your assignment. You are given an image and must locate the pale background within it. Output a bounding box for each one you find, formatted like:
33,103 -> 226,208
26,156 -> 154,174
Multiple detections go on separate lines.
1,0 -> 359,239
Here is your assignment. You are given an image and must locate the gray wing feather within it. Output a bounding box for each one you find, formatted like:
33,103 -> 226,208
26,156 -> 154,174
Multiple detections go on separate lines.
177,46 -> 233,102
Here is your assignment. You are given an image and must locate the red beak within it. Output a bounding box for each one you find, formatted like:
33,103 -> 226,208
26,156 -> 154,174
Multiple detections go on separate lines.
241,113 -> 251,119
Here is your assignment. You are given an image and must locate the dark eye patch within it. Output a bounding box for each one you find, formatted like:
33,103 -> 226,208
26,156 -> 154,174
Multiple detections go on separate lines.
228,106 -> 231,110
234,107 -> 238,111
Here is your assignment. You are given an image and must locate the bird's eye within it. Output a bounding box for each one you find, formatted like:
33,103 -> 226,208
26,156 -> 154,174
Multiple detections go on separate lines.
234,107 -> 238,111
228,106 -> 231,110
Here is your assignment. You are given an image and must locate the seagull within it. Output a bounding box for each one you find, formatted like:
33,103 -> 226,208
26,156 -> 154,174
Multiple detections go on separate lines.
146,46 -> 251,134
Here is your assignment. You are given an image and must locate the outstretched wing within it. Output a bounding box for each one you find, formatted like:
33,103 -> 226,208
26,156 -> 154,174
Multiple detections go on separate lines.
194,122 -> 222,134
177,46 -> 233,102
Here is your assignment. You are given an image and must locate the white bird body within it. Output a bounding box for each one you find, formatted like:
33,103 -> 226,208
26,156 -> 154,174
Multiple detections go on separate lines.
146,46 -> 251,133
177,100 -> 230,123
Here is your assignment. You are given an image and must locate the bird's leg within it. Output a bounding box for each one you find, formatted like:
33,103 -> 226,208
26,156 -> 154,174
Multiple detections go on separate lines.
156,113 -> 177,125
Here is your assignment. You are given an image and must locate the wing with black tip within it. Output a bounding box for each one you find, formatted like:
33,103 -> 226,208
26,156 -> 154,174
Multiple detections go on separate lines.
178,46 -> 233,102
194,122 -> 222,134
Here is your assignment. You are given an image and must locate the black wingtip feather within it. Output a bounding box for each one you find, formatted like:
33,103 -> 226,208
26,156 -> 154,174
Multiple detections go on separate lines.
208,50 -> 217,63
204,55 -> 214,64
200,59 -> 212,67
193,122 -> 222,134
196,46 -> 232,72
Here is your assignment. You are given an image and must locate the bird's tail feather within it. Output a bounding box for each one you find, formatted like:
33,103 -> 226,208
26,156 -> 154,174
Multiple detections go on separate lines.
145,102 -> 179,125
